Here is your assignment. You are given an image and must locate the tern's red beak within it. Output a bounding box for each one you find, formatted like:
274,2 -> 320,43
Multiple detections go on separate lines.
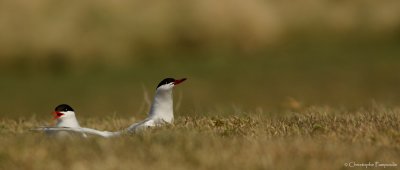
52,111 -> 64,119
173,78 -> 187,85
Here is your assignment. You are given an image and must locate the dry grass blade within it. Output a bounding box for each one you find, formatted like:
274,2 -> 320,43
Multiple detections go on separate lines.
1,107 -> 399,170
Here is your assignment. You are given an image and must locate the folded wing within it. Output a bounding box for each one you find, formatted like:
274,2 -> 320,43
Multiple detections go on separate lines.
32,127 -> 122,138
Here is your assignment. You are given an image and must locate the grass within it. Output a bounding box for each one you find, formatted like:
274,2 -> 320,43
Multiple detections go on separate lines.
0,106 -> 399,170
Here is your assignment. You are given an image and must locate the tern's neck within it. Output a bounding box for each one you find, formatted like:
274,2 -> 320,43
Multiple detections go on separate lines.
56,114 -> 80,127
148,89 -> 174,123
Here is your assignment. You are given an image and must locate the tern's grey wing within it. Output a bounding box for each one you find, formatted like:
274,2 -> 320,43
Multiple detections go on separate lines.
79,127 -> 122,138
32,127 -> 121,138
126,118 -> 156,133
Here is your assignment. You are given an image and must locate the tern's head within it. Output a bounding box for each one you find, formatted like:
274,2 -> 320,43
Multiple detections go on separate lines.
156,78 -> 187,91
53,104 -> 75,120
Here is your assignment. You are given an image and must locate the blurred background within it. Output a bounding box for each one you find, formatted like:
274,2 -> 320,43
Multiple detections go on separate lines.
0,0 -> 400,119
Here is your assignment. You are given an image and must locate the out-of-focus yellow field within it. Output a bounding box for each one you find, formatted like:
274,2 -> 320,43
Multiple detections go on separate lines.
0,0 -> 399,68
1,1 -> 400,169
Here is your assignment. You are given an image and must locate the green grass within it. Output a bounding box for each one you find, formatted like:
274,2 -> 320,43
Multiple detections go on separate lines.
1,42 -> 400,119
0,106 -> 399,170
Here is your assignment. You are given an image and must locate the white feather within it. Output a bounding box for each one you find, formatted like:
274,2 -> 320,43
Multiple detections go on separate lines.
33,78 -> 184,138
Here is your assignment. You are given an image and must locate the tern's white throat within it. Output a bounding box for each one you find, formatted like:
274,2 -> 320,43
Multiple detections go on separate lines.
55,111 -> 80,128
148,87 -> 174,123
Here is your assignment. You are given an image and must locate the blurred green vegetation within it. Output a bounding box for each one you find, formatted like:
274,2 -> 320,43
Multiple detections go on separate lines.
0,0 -> 400,118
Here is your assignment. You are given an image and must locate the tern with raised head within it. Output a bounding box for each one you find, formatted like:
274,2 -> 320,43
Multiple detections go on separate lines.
126,78 -> 186,132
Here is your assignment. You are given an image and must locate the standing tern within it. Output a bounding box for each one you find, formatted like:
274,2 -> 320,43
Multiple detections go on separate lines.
33,78 -> 187,138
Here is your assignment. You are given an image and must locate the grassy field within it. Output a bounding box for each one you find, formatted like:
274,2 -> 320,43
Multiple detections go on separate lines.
0,106 -> 399,170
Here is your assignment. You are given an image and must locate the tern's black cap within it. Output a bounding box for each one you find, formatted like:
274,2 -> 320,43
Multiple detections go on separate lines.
156,78 -> 175,89
55,104 -> 74,112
